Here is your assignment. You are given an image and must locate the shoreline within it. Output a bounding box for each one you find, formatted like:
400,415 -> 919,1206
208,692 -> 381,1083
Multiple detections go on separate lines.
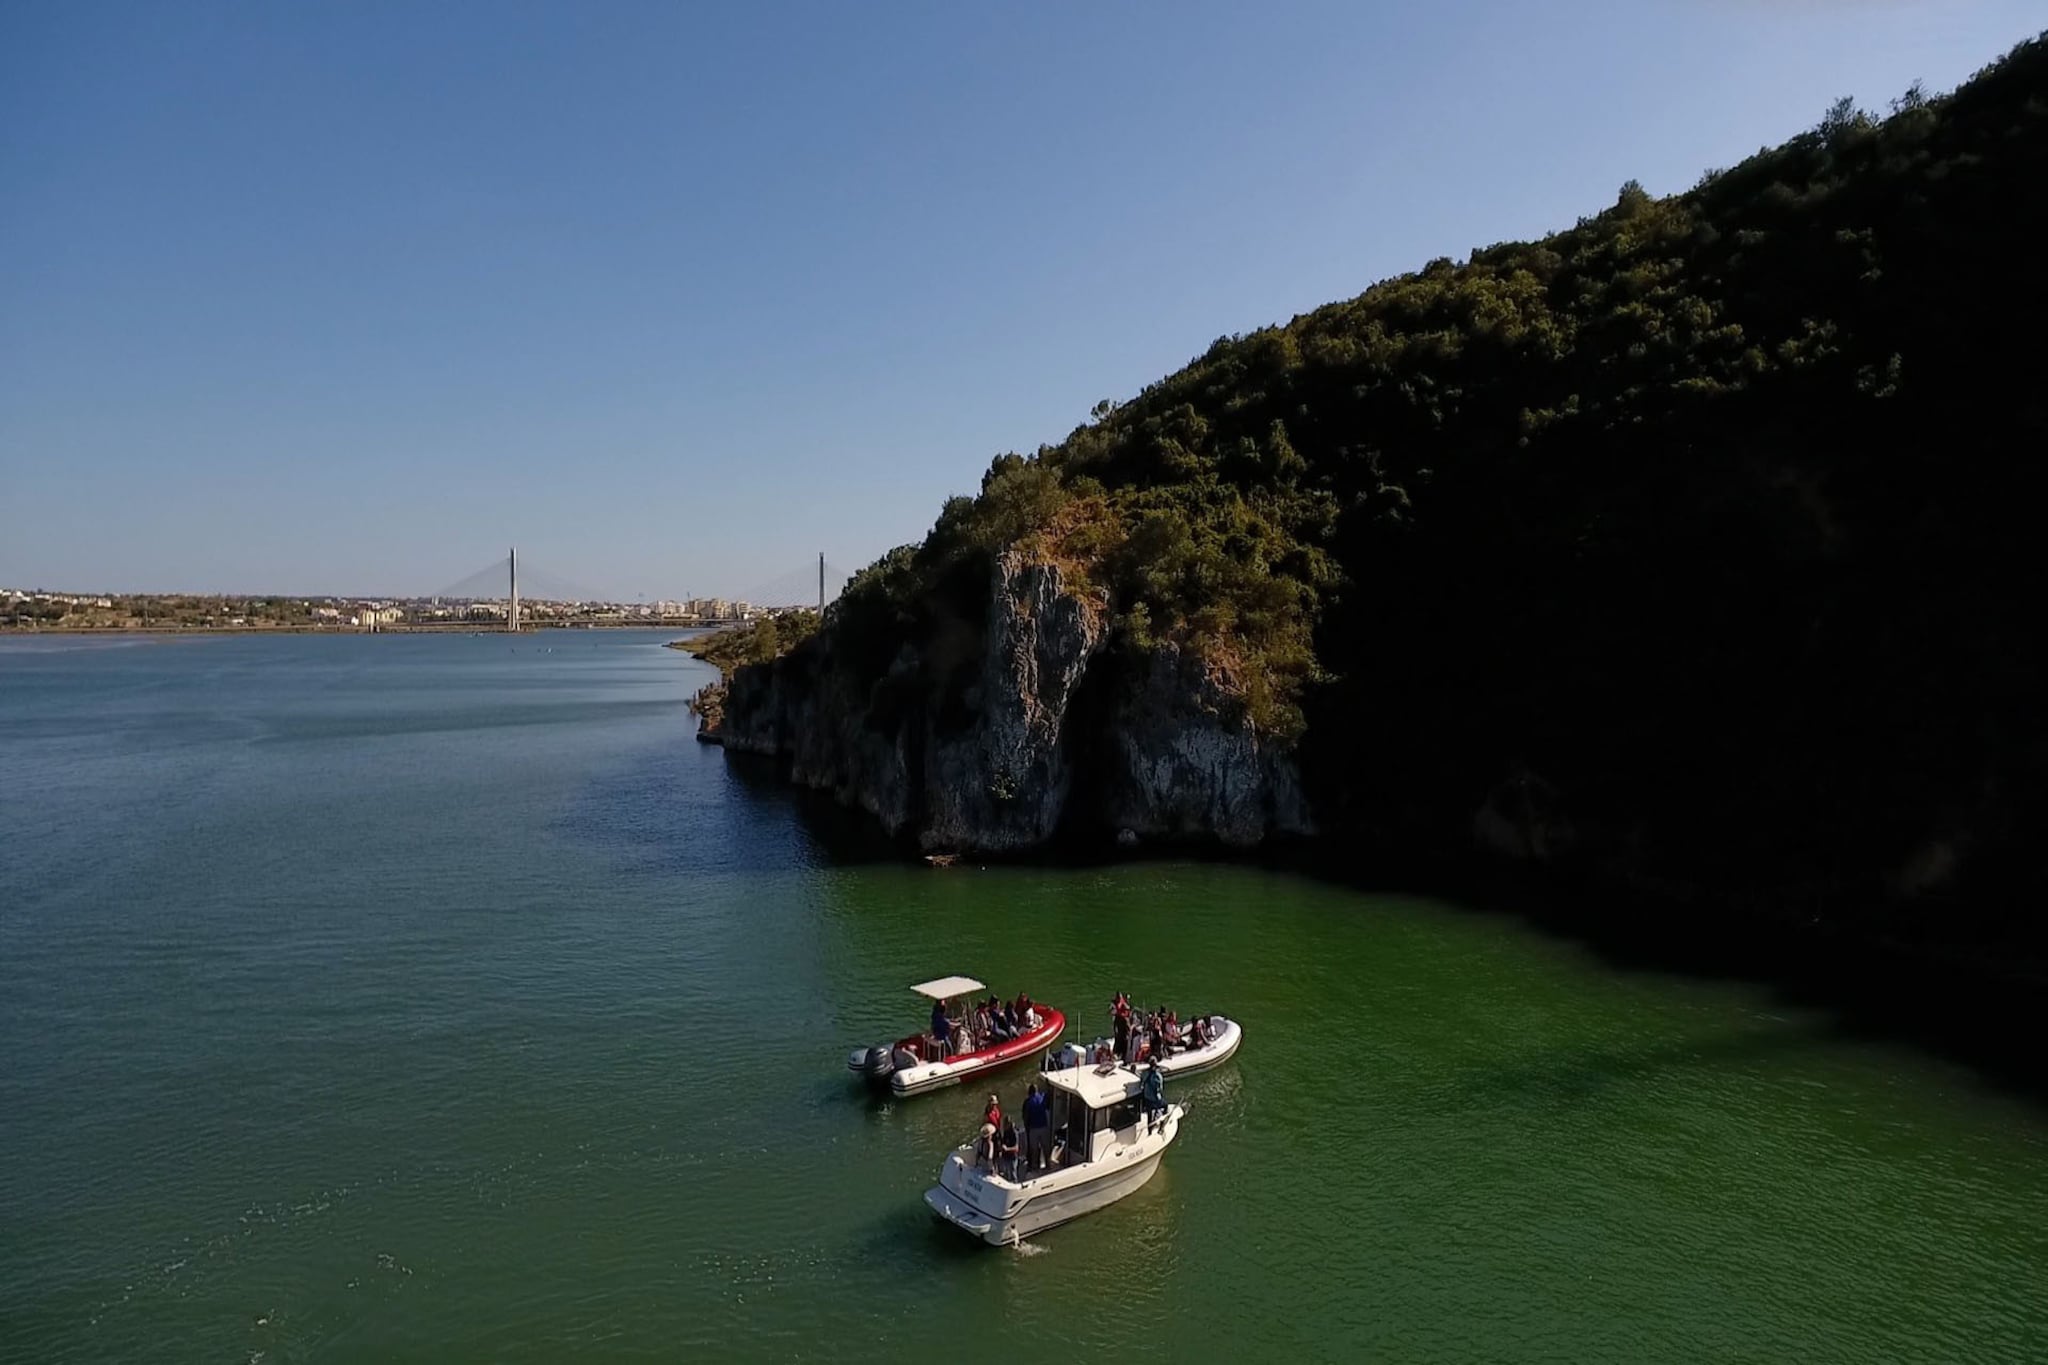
0,622 -> 704,636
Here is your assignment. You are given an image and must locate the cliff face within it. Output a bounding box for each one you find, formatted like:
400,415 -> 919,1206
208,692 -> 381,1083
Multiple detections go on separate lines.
708,552 -> 1310,853
917,554 -> 1106,849
1096,644 -> 1311,846
689,41 -> 2048,962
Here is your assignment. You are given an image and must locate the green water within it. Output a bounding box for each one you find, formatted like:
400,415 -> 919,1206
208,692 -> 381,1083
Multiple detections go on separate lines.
1,631 -> 2042,1362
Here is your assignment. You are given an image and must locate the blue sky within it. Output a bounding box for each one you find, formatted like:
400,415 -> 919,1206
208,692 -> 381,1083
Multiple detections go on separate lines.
2,1 -> 2039,599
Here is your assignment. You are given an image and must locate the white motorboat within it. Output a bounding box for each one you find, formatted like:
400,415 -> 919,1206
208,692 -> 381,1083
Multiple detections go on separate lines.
923,1062 -> 1182,1246
845,975 -> 1067,1098
1061,1013 -> 1243,1081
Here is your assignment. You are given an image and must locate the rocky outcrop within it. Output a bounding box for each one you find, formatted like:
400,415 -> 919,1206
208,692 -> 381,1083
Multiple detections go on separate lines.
1097,646 -> 1311,846
718,634 -> 921,833
917,553 -> 1109,850
706,552 -> 1308,853
1473,766 -> 1576,863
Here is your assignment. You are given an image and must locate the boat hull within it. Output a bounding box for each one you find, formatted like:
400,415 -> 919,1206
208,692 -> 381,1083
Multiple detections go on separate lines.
1065,1015 -> 1243,1080
1157,1016 -> 1241,1078
887,1009 -> 1066,1097
925,1104 -> 1180,1245
927,1150 -> 1166,1245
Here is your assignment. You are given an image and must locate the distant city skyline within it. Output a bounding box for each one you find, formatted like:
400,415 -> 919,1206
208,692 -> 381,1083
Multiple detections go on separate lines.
4,1 -> 2041,596
1,583 -> 813,632
0,558 -> 846,605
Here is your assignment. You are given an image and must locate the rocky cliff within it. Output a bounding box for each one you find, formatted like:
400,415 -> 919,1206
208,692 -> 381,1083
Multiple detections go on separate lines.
706,552 -> 1310,853
686,41 -> 2048,966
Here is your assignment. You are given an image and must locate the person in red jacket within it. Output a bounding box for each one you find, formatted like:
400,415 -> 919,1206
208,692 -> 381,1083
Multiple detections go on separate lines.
983,1093 -> 1002,1132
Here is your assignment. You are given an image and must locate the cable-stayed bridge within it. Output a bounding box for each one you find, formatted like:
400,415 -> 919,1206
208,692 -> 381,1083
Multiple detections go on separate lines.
411,548 -> 858,631
433,551 -> 601,607
737,560 -> 854,611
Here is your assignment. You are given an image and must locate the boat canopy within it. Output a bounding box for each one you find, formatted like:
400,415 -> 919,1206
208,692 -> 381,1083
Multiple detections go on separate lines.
910,975 -> 985,1000
1042,1063 -> 1142,1110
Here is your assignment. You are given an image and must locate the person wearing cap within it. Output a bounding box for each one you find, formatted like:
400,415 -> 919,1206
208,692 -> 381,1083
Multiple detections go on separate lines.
983,1094 -> 1002,1132
975,1122 -> 998,1171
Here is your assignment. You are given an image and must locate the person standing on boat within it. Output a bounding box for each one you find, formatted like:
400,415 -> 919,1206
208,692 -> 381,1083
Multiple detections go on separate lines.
1141,1060 -> 1167,1128
998,1116 -> 1021,1180
1022,1082 -> 1051,1172
931,996 -> 952,1060
984,1093 -> 1002,1132
1112,996 -> 1131,1063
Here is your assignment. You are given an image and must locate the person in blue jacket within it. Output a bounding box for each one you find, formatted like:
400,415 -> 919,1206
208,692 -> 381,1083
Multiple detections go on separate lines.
1022,1082 -> 1052,1172
930,997 -> 951,1060
1140,1060 -> 1167,1127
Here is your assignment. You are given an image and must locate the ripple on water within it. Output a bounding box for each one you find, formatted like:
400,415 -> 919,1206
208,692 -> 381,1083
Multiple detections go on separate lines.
3,634 -> 2046,1363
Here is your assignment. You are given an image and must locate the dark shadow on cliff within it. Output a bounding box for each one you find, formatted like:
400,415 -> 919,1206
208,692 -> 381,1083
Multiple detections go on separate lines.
1282,841 -> 2048,1107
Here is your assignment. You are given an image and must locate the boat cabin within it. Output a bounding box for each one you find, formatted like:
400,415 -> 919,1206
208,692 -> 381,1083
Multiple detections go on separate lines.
1038,1063 -> 1161,1168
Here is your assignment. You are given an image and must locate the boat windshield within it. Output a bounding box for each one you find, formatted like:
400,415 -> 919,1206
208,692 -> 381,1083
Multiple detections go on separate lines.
1094,1097 -> 1141,1134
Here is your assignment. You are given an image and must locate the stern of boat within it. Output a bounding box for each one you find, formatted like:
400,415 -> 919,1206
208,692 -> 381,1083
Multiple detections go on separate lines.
890,1060 -> 959,1096
926,1149 -> 1024,1244
924,1185 -> 1002,1243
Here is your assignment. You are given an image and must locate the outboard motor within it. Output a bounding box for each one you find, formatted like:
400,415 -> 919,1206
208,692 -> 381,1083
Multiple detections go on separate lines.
862,1045 -> 896,1085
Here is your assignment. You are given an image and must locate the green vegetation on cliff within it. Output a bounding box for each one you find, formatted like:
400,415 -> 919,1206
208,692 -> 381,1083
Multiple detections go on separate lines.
675,612 -> 821,674
801,37 -> 2048,941
676,612 -> 822,737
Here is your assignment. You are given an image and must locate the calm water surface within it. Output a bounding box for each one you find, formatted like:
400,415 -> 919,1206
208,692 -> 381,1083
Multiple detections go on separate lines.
2,631 -> 2043,1362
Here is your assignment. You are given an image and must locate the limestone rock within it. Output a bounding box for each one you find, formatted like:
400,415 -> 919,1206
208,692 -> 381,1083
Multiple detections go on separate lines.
713,551 -> 1309,853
